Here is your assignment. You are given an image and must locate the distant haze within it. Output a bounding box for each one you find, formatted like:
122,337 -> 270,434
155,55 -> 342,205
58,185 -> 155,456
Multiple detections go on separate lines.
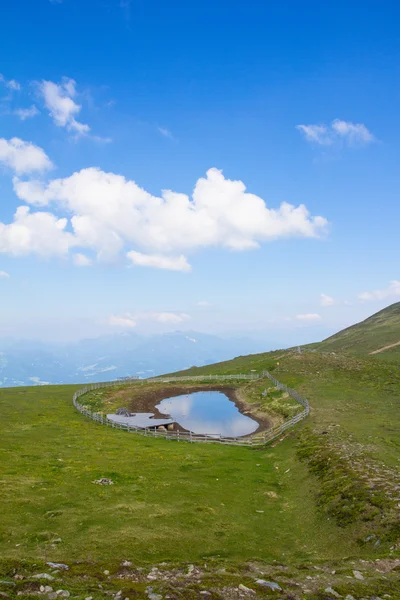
0,330 -> 276,388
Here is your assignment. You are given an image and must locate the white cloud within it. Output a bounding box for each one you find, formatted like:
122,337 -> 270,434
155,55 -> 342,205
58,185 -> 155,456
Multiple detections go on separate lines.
14,105 -> 40,120
0,271 -> 10,278
320,293 -> 335,307
73,253 -> 92,266
158,127 -> 173,139
358,280 -> 400,302
296,124 -> 332,145
296,313 -> 322,322
108,311 -> 190,328
109,314 -> 137,328
331,119 -> 374,144
197,301 -> 210,307
148,312 -> 190,324
297,119 -> 375,147
38,77 -> 90,136
12,167 -> 327,267
0,138 -> 53,174
0,74 -> 21,91
127,251 -> 191,272
0,206 -> 74,257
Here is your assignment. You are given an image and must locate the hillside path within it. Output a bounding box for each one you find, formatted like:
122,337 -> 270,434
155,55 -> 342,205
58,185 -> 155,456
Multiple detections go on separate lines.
369,340 -> 400,355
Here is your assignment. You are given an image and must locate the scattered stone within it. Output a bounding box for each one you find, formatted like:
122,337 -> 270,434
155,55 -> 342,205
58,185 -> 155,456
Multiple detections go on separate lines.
32,574 -> 55,581
264,491 -> 278,499
324,587 -> 341,598
353,570 -> 364,580
147,569 -> 160,581
85,597 -> 93,600
13,575 -> 24,581
238,584 -> 256,594
199,593 -> 211,597
104,570 -> 110,576
93,479 -> 114,485
53,538 -> 62,544
48,594 -> 57,600
43,586 -> 53,593
46,563 -> 68,571
147,593 -> 162,600
255,580 -> 282,591
55,591 -> 70,598
344,595 -> 355,600
121,560 -> 132,567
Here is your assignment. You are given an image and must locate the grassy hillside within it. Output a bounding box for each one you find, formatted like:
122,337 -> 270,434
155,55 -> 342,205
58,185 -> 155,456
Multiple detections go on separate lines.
1,336 -> 400,597
315,301 -> 400,360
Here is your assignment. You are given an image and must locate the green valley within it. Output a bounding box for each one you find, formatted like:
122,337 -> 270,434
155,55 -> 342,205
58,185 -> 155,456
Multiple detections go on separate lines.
1,304 -> 400,599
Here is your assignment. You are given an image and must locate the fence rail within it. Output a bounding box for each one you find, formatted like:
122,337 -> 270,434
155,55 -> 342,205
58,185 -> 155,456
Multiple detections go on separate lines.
72,371 -> 309,447
147,373 -> 261,382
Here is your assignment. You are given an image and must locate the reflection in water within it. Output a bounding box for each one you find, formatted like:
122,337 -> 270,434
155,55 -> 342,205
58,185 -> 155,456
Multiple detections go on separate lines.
156,391 -> 258,437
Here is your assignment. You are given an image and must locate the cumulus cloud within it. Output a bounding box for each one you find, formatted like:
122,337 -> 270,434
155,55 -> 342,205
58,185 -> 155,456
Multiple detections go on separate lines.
358,280 -> 400,302
0,138 -> 53,174
127,251 -> 191,272
0,74 -> 20,91
0,270 -> 10,278
14,105 -> 40,120
297,119 -> 375,146
320,293 -> 335,307
38,77 -> 90,136
108,311 -> 190,328
10,167 -> 327,267
73,253 -> 92,266
296,313 -> 322,322
0,206 -> 74,257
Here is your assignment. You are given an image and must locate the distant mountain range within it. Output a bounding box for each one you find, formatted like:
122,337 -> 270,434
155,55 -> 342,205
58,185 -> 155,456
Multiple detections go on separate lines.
0,331 -> 272,387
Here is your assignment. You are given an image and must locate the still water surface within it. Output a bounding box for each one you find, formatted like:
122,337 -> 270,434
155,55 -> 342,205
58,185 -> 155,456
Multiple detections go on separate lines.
156,391 -> 258,437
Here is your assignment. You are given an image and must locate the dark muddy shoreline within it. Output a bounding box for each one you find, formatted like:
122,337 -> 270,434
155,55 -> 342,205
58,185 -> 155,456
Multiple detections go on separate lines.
110,384 -> 271,435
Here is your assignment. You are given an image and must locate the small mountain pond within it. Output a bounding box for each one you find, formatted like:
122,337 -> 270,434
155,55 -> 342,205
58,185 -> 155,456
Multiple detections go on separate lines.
108,390 -> 259,437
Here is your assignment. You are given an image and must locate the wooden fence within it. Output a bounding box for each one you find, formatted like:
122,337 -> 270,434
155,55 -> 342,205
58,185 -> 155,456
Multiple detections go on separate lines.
72,371 -> 309,447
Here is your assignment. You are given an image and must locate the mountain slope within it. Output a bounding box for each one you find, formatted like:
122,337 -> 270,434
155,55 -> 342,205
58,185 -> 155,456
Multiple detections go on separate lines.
315,301 -> 400,360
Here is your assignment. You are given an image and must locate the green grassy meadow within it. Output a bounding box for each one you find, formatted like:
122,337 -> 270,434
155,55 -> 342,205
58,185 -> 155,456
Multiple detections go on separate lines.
1,382 -> 350,565
1,347 -> 400,598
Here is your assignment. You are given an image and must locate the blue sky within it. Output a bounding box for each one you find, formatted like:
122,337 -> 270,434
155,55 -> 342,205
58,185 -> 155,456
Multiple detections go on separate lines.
0,0 -> 399,343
